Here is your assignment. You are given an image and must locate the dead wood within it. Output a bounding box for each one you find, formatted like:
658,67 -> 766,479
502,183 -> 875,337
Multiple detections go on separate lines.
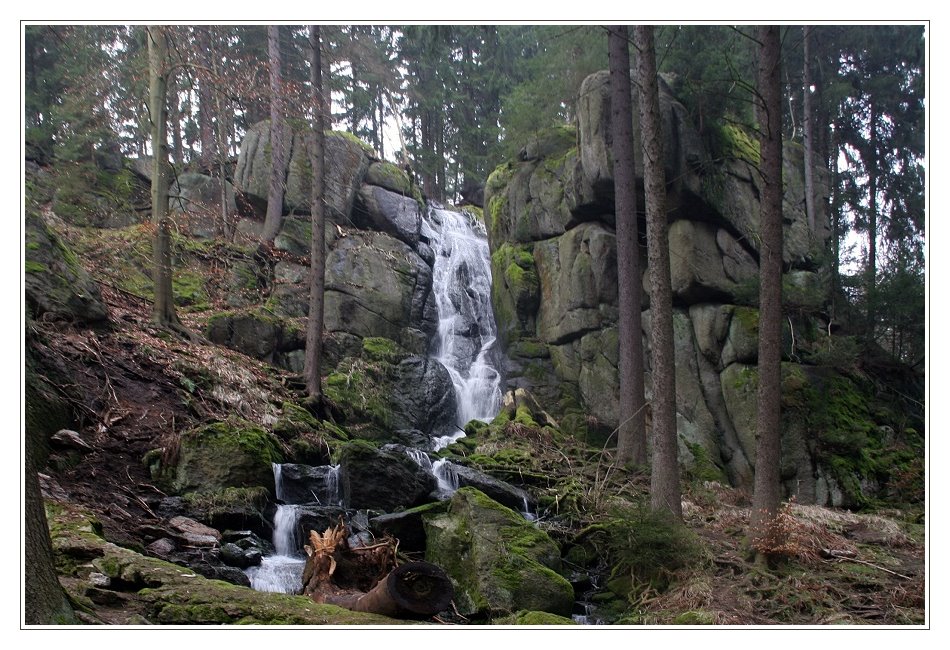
301,523 -> 453,619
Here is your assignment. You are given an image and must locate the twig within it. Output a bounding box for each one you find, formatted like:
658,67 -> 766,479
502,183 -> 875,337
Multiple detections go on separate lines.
826,556 -> 913,581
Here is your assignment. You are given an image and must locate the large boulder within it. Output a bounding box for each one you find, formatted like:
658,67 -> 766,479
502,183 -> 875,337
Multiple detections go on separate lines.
275,464 -> 343,506
665,219 -> 758,303
25,208 -> 108,324
171,419 -> 284,496
423,488 -> 574,618
234,121 -> 370,221
324,230 -> 437,350
169,172 -> 238,239
338,441 -> 437,511
576,70 -> 706,200
324,337 -> 458,439
204,307 -> 304,366
352,184 -> 423,248
534,222 -> 618,345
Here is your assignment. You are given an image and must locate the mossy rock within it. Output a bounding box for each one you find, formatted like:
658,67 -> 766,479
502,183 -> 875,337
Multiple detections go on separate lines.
25,206 -> 108,323
172,419 -> 284,495
492,610 -> 578,625
365,160 -> 412,195
182,486 -> 271,536
423,487 -> 574,619
47,502 -> 404,625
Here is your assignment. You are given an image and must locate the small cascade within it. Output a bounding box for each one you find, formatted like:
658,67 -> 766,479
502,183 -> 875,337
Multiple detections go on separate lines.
423,206 -> 503,428
521,496 -> 537,522
321,465 -> 343,507
402,448 -> 459,498
245,465 -> 307,593
431,458 -> 459,496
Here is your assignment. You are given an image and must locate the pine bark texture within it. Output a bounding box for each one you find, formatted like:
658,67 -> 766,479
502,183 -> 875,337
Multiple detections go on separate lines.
147,26 -> 181,329
634,25 -> 681,520
749,25 -> 785,545
305,25 -> 327,400
261,25 -> 287,244
607,25 -> 647,468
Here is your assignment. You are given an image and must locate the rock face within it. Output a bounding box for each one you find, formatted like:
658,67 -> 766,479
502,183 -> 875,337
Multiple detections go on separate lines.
25,207 -> 108,324
485,70 -> 839,500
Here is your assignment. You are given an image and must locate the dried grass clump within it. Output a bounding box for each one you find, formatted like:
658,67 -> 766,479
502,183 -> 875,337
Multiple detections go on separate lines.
752,499 -> 858,564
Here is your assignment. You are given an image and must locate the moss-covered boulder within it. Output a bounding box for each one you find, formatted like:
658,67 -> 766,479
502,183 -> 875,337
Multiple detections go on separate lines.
483,127 -> 598,249
325,337 -> 457,440
665,219 -> 758,304
492,610 -> 578,625
204,307 -> 304,365
25,207 -> 108,324
172,419 -> 284,496
534,222 -> 618,346
423,487 -> 574,619
490,242 -> 540,346
364,160 -> 413,196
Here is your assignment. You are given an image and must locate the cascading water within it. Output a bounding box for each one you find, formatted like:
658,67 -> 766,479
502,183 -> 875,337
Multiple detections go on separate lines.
423,206 -> 503,435
244,465 -> 307,593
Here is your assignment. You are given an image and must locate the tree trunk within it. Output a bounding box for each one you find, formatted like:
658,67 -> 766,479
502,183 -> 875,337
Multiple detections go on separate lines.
749,25 -> 785,551
24,369 -> 77,624
197,27 -> 216,172
608,25 -> 647,469
207,33 -> 233,240
169,72 -> 184,169
634,25 -> 681,521
305,25 -> 327,402
866,100 -> 878,341
802,26 -> 817,234
148,26 -> 183,330
261,25 -> 287,244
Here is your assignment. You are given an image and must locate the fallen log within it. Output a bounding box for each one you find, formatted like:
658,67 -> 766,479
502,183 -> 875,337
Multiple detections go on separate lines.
323,561 -> 454,619
302,524 -> 453,619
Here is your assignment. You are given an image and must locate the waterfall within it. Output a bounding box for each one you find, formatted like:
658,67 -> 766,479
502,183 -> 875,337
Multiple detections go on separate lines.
423,206 -> 502,429
245,464 -> 306,593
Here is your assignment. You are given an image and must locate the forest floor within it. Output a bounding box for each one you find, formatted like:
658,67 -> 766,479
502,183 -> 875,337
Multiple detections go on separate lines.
29,226 -> 928,627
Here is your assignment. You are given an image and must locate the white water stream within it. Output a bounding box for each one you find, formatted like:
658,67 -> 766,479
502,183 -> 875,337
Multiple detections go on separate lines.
424,206 -> 503,430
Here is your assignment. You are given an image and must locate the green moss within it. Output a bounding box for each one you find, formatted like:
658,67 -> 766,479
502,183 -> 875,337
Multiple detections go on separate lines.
683,440 -> 726,483
172,269 -> 209,311
717,123 -> 760,164
733,306 -> 760,333
494,610 -> 577,625
25,260 -> 47,274
273,401 -> 320,439
329,130 -> 375,155
361,336 -> 406,364
183,486 -> 270,516
672,610 -> 717,625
